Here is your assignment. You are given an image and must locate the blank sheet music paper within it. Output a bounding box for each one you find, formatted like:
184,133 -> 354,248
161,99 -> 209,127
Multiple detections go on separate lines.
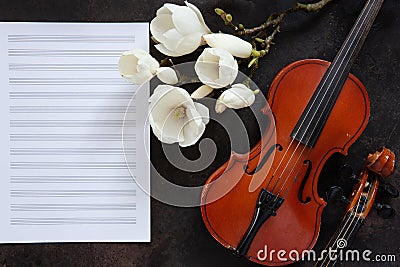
0,22 -> 150,242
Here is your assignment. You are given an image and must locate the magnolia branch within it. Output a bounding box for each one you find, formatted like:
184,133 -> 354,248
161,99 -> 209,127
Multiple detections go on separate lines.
216,0 -> 334,35
215,0 -> 334,77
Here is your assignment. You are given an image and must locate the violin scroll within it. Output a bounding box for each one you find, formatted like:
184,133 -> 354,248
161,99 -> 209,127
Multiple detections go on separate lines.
366,147 -> 395,178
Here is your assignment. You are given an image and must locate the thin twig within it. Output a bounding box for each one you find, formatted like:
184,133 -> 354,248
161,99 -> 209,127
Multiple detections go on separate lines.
216,0 -> 334,36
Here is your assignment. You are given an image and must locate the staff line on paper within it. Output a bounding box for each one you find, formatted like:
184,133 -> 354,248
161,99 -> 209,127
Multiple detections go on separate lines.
9,63 -> 118,71
10,217 -> 137,225
10,162 -> 135,169
9,92 -> 135,99
10,147 -> 136,155
8,34 -> 135,43
10,203 -> 137,211
8,49 -> 126,57
10,120 -> 136,127
10,175 -> 136,183
9,78 -> 127,86
10,189 -> 137,197
10,133 -> 136,141
10,106 -> 135,113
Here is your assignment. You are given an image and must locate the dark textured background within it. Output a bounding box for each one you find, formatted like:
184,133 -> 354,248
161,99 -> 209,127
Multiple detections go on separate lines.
0,0 -> 399,266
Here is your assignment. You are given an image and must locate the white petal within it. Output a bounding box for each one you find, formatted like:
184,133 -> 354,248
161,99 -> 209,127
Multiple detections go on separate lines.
203,33 -> 253,58
179,105 -> 205,147
156,67 -> 179,84
175,32 -> 203,55
159,110 -> 185,143
191,84 -> 214,99
148,116 -> 174,144
180,118 -> 205,147
149,84 -> 173,103
122,71 -> 153,84
196,61 -> 219,80
150,85 -> 191,111
138,59 -> 159,75
215,99 -> 227,114
218,84 -> 256,109
118,52 -> 139,77
150,14 -> 174,45
171,5 -> 204,36
156,5 -> 173,16
149,108 -> 182,144
194,102 -> 210,124
162,28 -> 184,51
163,3 -> 181,13
154,43 -> 185,57
185,1 -> 212,34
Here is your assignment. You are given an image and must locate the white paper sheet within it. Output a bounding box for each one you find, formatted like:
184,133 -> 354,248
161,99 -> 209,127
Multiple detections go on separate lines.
0,22 -> 150,243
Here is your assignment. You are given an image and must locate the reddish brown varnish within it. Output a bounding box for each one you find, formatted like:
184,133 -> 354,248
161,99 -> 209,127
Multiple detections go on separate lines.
200,59 -> 370,265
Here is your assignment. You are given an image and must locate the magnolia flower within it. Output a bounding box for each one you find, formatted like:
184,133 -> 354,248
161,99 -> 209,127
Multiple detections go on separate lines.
195,47 -> 238,89
203,33 -> 253,58
149,85 -> 209,147
118,48 -> 178,85
118,49 -> 159,84
150,1 -> 211,57
215,84 -> 258,113
191,84 -> 214,99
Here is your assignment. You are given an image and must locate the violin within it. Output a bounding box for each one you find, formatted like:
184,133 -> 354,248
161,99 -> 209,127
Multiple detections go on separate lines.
201,0 -> 385,265
316,147 -> 396,267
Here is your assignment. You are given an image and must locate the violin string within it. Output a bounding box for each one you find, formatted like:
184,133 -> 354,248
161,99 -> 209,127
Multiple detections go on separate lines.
322,177 -> 372,267
343,180 -> 375,240
318,217 -> 359,267
270,0 -> 381,202
315,217 -> 353,267
264,0 -> 377,194
277,0 -> 382,200
316,180 -> 370,267
274,0 -> 379,198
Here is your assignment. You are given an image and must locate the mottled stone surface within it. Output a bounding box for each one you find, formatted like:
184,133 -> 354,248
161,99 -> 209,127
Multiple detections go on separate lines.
0,0 -> 399,266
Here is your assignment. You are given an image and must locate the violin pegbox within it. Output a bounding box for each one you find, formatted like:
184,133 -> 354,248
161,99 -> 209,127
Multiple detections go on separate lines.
333,148 -> 398,219
366,147 -> 399,198
359,147 -> 397,219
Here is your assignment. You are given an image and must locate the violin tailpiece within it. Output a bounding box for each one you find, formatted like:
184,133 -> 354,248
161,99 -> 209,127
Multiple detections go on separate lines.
234,189 -> 284,257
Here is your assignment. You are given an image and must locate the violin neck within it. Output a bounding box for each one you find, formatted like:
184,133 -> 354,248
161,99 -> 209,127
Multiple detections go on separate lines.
329,0 -> 384,83
291,0 -> 384,147
315,212 -> 364,267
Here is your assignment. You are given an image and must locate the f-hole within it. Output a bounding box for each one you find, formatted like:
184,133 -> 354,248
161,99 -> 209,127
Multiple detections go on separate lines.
245,144 -> 283,175
298,160 -> 312,204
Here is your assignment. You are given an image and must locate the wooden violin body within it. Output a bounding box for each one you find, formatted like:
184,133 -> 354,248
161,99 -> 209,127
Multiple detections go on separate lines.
201,59 -> 370,265
201,1 -> 384,265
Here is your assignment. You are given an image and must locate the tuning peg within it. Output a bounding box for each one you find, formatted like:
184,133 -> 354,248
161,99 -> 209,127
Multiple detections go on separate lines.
326,186 -> 344,202
378,180 -> 399,198
341,196 -> 350,205
337,165 -> 358,181
373,202 -> 396,219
